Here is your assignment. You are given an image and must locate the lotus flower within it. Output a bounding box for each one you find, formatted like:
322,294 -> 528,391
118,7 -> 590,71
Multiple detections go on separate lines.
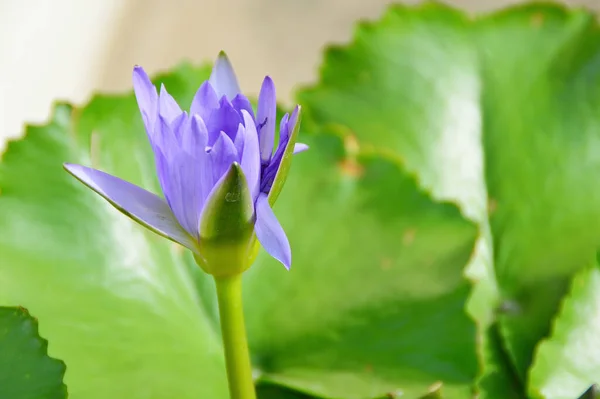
65,52 -> 306,275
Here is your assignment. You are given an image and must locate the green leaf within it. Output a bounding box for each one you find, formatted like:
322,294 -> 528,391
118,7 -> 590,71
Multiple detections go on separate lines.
0,64 -> 229,399
245,134 -> 478,398
0,62 -> 477,398
476,324 -> 524,399
475,4 -> 600,378
298,0 -> 600,385
0,306 -> 67,398
528,261 -> 600,399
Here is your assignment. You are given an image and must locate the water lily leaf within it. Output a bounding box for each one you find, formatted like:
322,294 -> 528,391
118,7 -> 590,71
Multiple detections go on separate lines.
0,306 -> 67,399
244,134 -> 478,399
528,260 -> 600,399
298,0 -> 600,389
0,64 -> 229,399
0,60 -> 477,399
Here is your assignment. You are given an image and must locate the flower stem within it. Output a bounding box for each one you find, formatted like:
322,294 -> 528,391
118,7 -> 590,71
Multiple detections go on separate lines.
214,274 -> 256,399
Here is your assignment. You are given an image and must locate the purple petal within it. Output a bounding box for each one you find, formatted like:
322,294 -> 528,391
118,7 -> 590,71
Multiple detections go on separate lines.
209,52 -> 241,100
153,145 -> 175,209
170,112 -> 188,144
231,94 -> 254,120
159,84 -> 183,123
233,123 -> 245,155
255,193 -> 291,269
257,76 -> 276,164
293,143 -> 309,154
260,106 -> 302,195
156,117 -> 204,237
210,131 -> 239,184
182,115 -> 209,158
279,113 -> 291,144
155,115 -> 180,160
240,110 -> 260,200
206,97 -> 242,145
179,119 -> 214,214
185,116 -> 214,207
64,163 -> 198,251
190,81 -> 219,121
285,106 -> 300,143
260,113 -> 290,193
171,151 -> 206,238
132,66 -> 158,136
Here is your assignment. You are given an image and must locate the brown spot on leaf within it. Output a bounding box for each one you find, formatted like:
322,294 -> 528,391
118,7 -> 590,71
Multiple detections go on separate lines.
402,228 -> 416,245
531,12 -> 544,28
380,257 -> 392,271
488,198 -> 497,215
338,159 -> 364,177
338,132 -> 363,177
343,133 -> 360,156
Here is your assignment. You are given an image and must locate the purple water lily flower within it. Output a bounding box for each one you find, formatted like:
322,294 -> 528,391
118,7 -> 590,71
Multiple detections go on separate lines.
65,52 -> 306,273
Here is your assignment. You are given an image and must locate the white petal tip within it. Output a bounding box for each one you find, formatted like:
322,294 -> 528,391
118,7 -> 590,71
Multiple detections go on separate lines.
293,143 -> 309,154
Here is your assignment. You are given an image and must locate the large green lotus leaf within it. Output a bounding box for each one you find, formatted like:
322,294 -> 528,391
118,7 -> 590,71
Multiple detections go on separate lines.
476,4 -> 600,379
0,306 -> 67,398
528,259 -> 600,399
0,64 -> 229,399
298,1 -> 600,385
244,133 -> 478,399
0,62 -> 478,398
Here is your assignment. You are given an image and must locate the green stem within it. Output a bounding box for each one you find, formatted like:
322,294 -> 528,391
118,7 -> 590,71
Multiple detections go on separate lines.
214,274 -> 256,399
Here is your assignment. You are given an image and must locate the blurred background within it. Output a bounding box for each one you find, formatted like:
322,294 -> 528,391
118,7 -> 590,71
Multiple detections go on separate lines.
0,0 -> 599,149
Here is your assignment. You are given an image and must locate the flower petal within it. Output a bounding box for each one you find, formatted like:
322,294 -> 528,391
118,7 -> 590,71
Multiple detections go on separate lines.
255,193 -> 291,269
293,143 -> 309,154
262,105 -> 302,205
157,118 -> 204,237
132,66 -> 158,136
182,115 -> 209,158
210,131 -> 239,184
183,115 -> 213,206
231,94 -> 254,120
154,115 -> 180,161
63,163 -> 198,251
233,123 -> 245,156
206,97 -> 242,145
159,84 -> 183,123
240,110 -> 260,200
170,111 -> 188,144
260,113 -> 290,194
209,51 -> 241,100
190,81 -> 219,121
257,76 -> 276,164
153,145 -> 175,209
